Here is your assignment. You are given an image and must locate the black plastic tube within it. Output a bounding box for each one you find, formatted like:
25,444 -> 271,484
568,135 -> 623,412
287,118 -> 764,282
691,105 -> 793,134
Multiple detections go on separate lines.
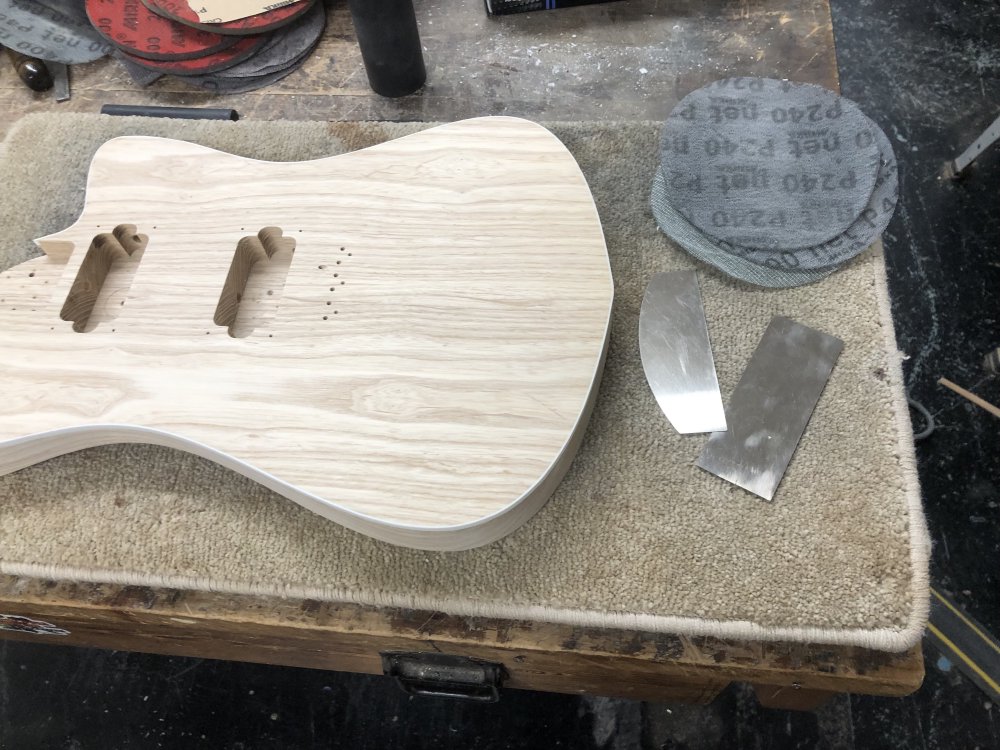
348,0 -> 426,97
100,105 -> 239,121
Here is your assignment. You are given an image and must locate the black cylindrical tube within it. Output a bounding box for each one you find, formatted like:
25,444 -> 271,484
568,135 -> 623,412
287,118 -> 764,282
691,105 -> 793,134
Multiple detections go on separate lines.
347,0 -> 426,98
100,105 -> 239,121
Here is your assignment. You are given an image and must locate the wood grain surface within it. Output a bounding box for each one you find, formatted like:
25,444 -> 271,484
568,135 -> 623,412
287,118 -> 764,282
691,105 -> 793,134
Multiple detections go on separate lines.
0,116 -> 613,550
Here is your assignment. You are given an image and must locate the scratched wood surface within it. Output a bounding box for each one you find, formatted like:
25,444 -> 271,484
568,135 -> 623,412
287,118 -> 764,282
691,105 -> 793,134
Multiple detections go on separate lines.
0,0 -> 839,139
0,576 -> 923,707
0,0 -> 918,706
0,117 -> 613,550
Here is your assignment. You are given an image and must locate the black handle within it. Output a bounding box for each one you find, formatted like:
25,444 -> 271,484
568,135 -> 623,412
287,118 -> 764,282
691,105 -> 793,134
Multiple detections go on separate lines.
4,47 -> 53,92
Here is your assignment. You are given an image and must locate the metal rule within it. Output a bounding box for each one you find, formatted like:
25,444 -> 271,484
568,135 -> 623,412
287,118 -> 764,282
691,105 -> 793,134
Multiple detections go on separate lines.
639,270 -> 727,434
696,316 -> 842,500
951,112 -> 1000,177
51,61 -> 70,101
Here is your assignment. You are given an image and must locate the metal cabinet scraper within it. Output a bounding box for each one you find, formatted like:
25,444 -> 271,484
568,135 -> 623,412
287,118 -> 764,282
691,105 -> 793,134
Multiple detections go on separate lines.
639,271 -> 727,433
696,316 -> 843,500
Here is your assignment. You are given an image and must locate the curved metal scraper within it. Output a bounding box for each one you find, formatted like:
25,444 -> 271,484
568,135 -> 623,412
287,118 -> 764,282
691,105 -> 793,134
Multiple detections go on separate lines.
639,271 -> 727,434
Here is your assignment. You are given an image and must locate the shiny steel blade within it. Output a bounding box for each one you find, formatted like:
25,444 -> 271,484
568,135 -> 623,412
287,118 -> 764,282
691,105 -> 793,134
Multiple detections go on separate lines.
639,270 -> 727,434
696,316 -> 843,500
51,62 -> 70,102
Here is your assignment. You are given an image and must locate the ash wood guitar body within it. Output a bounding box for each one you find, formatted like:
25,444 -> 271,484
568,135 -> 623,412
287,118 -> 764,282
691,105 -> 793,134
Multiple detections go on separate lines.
0,117 -> 613,551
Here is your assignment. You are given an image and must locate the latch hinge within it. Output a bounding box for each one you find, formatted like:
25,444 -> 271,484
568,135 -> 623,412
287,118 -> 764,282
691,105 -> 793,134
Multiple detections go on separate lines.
380,651 -> 506,703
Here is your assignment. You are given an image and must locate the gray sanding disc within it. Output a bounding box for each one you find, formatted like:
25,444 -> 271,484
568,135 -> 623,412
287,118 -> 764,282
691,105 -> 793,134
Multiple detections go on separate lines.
0,0 -> 112,63
710,116 -> 899,272
660,77 -> 882,250
650,168 -> 834,288
113,49 -> 164,85
184,50 -> 313,93
186,64 -> 302,93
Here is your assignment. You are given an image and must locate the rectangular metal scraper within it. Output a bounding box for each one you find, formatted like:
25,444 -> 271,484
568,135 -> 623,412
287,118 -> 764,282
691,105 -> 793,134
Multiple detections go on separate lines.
639,270 -> 727,434
696,316 -> 843,500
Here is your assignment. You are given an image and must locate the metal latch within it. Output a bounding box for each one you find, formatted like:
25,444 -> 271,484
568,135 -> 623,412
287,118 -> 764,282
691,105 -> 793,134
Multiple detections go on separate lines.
380,651 -> 506,702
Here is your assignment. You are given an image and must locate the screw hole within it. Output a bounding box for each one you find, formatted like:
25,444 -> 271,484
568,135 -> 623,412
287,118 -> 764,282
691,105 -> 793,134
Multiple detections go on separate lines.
318,265 -> 326,270
322,315 -> 328,320
28,272 -> 34,277
267,290 -> 273,296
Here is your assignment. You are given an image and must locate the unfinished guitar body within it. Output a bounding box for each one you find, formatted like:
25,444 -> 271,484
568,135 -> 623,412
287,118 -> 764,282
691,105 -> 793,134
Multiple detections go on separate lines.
0,117 -> 613,550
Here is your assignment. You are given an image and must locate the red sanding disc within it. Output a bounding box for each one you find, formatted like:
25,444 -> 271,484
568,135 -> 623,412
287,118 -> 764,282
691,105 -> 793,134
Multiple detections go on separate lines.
141,0 -> 316,36
87,0 -> 236,61
121,33 -> 267,74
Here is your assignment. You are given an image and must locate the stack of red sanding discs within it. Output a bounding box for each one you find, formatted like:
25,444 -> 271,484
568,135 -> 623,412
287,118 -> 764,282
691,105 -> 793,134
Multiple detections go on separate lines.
86,0 -> 325,91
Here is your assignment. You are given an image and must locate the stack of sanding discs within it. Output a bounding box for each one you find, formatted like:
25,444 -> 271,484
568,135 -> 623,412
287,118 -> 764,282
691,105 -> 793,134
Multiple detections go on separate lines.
650,77 -> 898,288
86,0 -> 325,93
